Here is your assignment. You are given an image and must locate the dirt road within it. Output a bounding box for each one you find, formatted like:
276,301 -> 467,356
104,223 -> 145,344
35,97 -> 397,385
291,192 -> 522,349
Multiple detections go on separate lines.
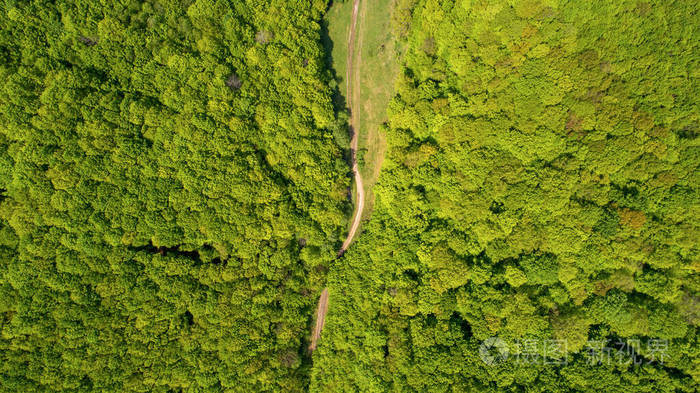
309,0 -> 363,353
308,288 -> 329,352
341,0 -> 364,253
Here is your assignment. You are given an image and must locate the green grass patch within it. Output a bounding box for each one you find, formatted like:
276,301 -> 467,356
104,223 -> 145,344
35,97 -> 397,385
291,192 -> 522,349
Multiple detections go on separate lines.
355,0 -> 403,220
325,0 -> 403,222
323,0 -> 355,108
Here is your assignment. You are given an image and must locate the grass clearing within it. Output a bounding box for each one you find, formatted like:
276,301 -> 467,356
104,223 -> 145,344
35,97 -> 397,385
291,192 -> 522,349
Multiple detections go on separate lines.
323,0 -> 354,108
355,0 -> 402,220
325,0 -> 402,222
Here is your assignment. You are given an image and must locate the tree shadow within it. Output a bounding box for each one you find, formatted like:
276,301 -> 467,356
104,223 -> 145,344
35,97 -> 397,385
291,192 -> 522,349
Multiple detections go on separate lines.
320,5 -> 354,175
320,10 -> 348,114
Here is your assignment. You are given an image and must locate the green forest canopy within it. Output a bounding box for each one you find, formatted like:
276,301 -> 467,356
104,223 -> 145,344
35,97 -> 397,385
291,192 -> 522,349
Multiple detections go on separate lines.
1,0 -> 350,391
0,0 -> 698,392
311,0 -> 698,392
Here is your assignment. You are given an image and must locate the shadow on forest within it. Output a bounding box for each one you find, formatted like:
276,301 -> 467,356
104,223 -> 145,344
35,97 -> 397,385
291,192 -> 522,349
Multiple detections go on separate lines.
129,241 -> 224,266
297,2 -> 356,373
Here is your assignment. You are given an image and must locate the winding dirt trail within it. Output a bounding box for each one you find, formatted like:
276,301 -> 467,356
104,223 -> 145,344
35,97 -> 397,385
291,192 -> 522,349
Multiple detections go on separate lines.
309,0 -> 363,353
340,0 -> 365,254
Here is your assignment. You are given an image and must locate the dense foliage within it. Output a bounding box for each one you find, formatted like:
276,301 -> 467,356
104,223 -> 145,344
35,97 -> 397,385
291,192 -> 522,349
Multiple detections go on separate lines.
2,0 -> 698,392
0,0 -> 350,392
312,0 -> 699,391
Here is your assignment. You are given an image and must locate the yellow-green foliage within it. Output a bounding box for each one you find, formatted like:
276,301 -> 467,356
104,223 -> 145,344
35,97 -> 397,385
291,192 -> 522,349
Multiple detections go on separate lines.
0,1 -> 349,392
312,0 -> 699,391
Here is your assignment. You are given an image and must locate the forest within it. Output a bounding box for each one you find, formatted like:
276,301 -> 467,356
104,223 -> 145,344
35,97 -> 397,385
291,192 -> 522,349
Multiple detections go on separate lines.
311,0 -> 699,392
0,0 -> 698,392
0,0 -> 350,391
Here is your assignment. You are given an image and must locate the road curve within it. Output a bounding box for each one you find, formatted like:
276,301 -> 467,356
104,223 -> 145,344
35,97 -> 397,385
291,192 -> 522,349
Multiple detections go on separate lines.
309,0 -> 363,354
340,0 -> 365,254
